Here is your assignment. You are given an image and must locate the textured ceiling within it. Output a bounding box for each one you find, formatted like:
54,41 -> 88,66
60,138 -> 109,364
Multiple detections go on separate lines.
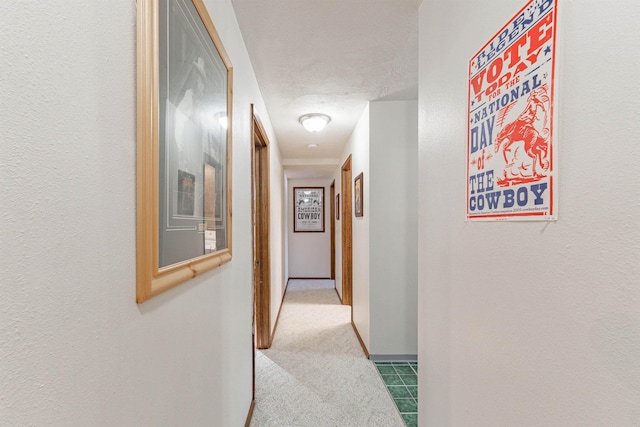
231,0 -> 419,178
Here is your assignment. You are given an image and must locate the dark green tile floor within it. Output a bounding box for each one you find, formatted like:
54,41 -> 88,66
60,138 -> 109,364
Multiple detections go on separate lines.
374,361 -> 418,427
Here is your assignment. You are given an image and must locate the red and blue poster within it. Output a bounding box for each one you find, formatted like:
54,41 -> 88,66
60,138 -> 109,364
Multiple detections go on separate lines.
467,0 -> 557,221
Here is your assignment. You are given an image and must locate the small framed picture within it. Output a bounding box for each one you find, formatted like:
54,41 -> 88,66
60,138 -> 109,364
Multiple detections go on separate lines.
354,172 -> 364,217
177,170 -> 195,216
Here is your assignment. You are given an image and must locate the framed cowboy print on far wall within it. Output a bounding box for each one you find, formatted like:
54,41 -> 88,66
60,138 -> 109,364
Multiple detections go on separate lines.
294,187 -> 325,232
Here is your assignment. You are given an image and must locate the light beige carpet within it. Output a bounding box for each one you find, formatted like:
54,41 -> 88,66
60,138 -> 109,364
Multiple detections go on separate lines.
250,279 -> 404,427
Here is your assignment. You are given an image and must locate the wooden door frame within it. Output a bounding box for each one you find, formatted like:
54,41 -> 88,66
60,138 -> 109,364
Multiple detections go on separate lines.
341,156 -> 353,305
330,181 -> 336,281
251,104 -> 271,354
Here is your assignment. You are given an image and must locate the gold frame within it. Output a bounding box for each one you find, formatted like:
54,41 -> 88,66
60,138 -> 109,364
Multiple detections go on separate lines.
136,0 -> 233,303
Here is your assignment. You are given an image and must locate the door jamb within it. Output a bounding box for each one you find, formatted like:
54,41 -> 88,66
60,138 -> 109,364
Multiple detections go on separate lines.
330,181 -> 336,282
251,105 -> 271,352
341,156 -> 353,305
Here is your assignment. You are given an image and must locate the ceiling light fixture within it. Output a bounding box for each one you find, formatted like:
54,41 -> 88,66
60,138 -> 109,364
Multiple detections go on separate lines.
299,113 -> 331,133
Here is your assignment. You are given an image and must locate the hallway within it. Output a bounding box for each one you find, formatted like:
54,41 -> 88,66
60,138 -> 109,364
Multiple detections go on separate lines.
250,279 -> 404,426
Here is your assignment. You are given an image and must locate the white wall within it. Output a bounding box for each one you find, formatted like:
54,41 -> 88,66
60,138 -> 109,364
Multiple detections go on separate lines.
287,179 -> 332,278
0,0 -> 282,424
369,100 -> 418,357
270,145 -> 286,335
332,106 -> 371,346
419,1 -> 640,425
332,102 -> 418,357
283,174 -> 290,285
350,109 -> 372,349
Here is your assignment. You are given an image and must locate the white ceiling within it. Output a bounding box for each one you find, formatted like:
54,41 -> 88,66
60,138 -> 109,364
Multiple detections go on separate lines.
231,0 -> 419,179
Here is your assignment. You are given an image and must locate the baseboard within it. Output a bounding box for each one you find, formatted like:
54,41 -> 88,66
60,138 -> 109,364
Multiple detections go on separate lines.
369,354 -> 418,362
288,277 -> 331,280
244,399 -> 255,427
269,279 -> 290,345
351,320 -> 370,358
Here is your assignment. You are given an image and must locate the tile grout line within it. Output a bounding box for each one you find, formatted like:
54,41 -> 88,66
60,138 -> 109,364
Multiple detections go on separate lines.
374,361 -> 418,427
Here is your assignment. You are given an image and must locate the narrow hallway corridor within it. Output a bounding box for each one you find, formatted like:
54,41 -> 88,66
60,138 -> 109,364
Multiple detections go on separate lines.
250,279 -> 404,426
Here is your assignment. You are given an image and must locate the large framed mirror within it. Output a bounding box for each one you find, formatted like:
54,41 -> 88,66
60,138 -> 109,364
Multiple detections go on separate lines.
136,0 -> 233,303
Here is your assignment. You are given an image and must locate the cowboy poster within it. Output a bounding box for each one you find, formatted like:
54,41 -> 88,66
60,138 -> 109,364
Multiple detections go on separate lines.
467,0 -> 557,221
294,187 -> 325,232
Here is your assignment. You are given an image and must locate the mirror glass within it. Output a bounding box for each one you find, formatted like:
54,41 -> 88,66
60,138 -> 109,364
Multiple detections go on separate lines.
158,0 -> 229,268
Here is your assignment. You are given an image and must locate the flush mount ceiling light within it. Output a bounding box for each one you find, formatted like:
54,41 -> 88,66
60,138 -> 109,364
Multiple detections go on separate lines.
299,113 -> 331,133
